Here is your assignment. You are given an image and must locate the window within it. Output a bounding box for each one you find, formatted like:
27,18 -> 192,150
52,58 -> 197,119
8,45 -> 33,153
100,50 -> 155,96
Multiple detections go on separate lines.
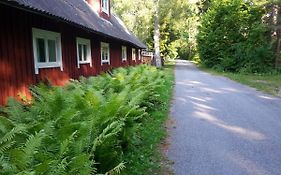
138,49 -> 141,60
76,37 -> 92,68
132,48 -> 136,61
101,42 -> 110,64
122,46 -> 127,61
101,0 -> 109,14
32,28 -> 63,74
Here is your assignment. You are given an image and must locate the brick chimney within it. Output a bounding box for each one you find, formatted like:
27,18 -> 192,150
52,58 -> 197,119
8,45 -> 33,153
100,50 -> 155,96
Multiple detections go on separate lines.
85,0 -> 111,20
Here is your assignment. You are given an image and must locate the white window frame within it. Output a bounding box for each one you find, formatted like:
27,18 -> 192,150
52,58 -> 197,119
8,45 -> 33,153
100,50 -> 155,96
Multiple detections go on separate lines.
76,37 -> 92,68
101,0 -> 109,14
101,42 -> 110,65
122,46 -> 127,61
32,28 -> 63,74
132,48 -> 136,61
138,49 -> 141,60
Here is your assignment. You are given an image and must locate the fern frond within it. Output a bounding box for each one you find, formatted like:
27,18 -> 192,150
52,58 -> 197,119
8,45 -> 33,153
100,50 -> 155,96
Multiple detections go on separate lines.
105,162 -> 126,175
0,116 -> 14,134
0,124 -> 27,145
69,153 -> 94,175
59,130 -> 77,157
0,156 -> 17,174
15,170 -> 36,175
91,121 -> 124,154
2,98 -> 26,122
50,158 -> 68,175
0,140 -> 16,154
22,131 -> 45,167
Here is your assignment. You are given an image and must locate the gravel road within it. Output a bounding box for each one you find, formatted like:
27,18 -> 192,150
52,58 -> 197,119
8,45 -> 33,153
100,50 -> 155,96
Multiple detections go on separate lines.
167,60 -> 281,175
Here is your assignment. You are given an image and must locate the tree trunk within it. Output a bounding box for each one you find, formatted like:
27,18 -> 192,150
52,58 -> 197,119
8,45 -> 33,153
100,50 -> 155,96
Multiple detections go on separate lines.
272,4 -> 281,68
154,0 -> 162,68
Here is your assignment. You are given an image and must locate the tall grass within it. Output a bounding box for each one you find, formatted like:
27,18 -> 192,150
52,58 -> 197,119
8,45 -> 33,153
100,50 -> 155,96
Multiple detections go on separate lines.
0,65 -> 167,175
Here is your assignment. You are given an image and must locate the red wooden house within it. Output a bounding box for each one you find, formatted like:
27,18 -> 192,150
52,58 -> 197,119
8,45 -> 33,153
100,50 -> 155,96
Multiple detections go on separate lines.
0,0 -> 146,105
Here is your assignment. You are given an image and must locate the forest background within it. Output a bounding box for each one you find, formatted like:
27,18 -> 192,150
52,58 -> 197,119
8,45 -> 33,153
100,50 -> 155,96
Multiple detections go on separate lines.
112,0 -> 281,73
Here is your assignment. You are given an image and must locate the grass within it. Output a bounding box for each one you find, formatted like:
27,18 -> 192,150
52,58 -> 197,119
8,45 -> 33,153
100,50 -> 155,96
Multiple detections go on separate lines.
121,64 -> 175,175
198,65 -> 281,97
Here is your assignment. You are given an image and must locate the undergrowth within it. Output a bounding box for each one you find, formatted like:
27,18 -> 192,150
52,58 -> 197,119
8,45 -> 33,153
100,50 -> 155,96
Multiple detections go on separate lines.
0,65 -> 173,175
121,64 -> 174,175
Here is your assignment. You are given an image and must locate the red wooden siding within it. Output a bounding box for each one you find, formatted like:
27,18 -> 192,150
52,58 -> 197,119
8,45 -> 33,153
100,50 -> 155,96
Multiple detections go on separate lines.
0,4 -> 142,105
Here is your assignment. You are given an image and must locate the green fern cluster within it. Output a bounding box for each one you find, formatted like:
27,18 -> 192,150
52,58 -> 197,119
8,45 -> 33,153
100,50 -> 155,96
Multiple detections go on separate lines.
0,65 -> 165,175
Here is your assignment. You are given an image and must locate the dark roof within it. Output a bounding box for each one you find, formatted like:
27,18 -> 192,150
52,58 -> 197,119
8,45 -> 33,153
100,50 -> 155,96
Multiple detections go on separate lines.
2,0 -> 146,48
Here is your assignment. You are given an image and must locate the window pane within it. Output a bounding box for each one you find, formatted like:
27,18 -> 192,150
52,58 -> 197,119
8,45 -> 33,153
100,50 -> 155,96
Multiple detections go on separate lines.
101,48 -> 104,60
105,51 -> 108,60
106,47 -> 109,60
122,47 -> 126,59
48,40 -> 57,62
83,45 -> 87,61
103,48 -> 107,60
132,49 -> 136,60
102,0 -> 107,9
36,38 -> 46,62
78,44 -> 83,61
101,44 -> 109,62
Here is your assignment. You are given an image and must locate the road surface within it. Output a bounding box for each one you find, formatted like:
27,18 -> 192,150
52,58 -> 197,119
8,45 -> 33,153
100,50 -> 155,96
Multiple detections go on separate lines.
168,60 -> 281,175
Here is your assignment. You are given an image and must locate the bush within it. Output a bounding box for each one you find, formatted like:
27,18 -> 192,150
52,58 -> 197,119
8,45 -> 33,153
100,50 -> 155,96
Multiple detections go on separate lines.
197,0 -> 273,73
0,65 -> 166,175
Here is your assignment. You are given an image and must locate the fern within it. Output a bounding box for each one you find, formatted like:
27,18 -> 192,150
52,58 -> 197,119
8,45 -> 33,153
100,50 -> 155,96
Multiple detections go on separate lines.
59,130 -> 77,157
49,158 -> 68,175
0,141 -> 16,154
0,65 -> 166,175
0,116 -> 14,133
105,162 -> 126,175
22,131 -> 45,167
0,156 -> 17,174
91,121 -> 124,154
0,124 -> 27,145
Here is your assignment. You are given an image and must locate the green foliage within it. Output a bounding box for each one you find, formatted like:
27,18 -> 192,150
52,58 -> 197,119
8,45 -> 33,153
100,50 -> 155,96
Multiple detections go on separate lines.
0,65 -> 167,175
197,0 -> 274,73
112,0 -> 199,59
121,64 -> 174,175
159,0 -> 195,59
112,0 -> 155,43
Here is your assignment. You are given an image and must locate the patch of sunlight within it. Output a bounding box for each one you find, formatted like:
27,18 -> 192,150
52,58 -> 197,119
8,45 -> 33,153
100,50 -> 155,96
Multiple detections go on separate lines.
188,0 -> 199,4
194,112 -> 266,141
187,96 -> 207,102
258,95 -> 276,100
191,101 -> 217,111
201,87 -> 222,94
227,153 -> 270,175
177,81 -> 191,86
189,81 -> 205,85
220,87 -> 241,93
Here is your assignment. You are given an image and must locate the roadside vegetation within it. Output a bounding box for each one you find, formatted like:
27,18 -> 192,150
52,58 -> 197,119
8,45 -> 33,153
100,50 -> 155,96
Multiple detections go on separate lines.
197,0 -> 275,73
196,0 -> 281,96
199,65 -> 281,96
122,64 -> 174,175
0,65 -> 174,175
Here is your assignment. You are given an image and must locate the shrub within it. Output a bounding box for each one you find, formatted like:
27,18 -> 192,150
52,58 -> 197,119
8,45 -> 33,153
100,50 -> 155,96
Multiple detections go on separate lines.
197,0 -> 273,73
0,65 -> 165,175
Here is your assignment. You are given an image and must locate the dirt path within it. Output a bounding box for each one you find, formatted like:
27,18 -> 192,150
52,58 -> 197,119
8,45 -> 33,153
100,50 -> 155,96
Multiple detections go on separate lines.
167,60 -> 281,175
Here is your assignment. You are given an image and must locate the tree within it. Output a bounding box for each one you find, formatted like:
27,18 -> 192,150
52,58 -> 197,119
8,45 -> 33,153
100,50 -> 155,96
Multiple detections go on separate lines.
197,0 -> 273,72
153,0 -> 162,67
266,1 -> 281,68
112,0 -> 198,60
112,0 -> 155,44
